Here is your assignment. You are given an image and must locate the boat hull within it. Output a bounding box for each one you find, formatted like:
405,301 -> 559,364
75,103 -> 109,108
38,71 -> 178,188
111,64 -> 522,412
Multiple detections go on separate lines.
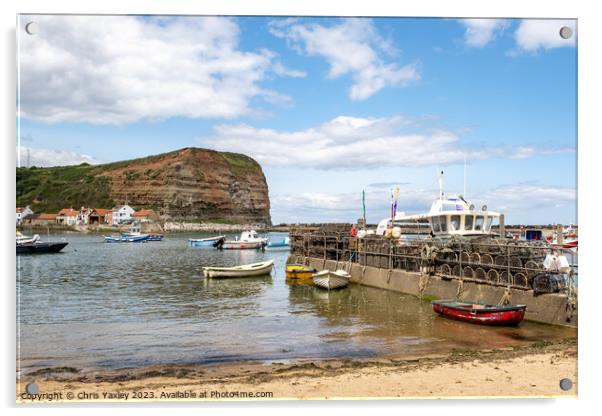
220,241 -> 265,250
203,260 -> 274,278
17,242 -> 68,254
285,264 -> 316,280
188,236 -> 225,247
431,300 -> 526,326
104,235 -> 148,243
312,270 -> 350,290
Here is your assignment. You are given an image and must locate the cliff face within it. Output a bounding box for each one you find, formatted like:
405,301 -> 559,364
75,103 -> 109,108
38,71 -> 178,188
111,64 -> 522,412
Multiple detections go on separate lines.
16,148 -> 272,225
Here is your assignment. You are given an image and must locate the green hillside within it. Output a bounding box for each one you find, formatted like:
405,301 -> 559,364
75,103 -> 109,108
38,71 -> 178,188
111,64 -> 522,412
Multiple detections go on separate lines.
16,147 -> 263,214
16,163 -> 115,213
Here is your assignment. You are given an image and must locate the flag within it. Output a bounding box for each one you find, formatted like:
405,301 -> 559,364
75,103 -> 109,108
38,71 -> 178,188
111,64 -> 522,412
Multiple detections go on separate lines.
392,186 -> 400,218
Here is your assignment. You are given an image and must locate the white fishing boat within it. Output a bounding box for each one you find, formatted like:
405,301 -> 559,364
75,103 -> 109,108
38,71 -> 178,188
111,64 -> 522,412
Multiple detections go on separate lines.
376,171 -> 501,238
312,269 -> 350,290
217,230 -> 268,250
202,259 -> 274,278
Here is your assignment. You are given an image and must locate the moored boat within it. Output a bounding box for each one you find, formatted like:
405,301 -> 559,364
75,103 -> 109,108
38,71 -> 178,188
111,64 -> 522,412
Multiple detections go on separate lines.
431,299 -> 526,326
202,260 -> 274,278
188,235 -> 226,247
104,234 -> 148,243
312,269 -> 350,290
266,237 -> 290,251
217,230 -> 268,250
16,232 -> 68,254
285,264 -> 317,280
121,226 -> 162,241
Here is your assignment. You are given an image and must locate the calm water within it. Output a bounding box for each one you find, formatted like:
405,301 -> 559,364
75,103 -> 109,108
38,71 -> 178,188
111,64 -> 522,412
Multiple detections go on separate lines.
17,232 -> 576,374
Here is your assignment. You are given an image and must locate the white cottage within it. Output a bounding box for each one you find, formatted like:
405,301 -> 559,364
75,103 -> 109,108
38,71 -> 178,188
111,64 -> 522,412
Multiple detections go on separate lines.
16,206 -> 33,225
56,208 -> 79,226
112,205 -> 135,225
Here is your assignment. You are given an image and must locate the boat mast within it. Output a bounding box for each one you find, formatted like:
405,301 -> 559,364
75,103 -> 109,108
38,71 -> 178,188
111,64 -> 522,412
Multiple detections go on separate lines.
463,156 -> 467,199
439,170 -> 444,201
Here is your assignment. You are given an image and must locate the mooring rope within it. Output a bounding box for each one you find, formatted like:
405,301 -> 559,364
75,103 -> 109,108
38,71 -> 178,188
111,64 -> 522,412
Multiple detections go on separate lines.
455,279 -> 465,300
361,265 -> 366,282
498,287 -> 512,306
418,273 -> 430,298
386,268 -> 393,285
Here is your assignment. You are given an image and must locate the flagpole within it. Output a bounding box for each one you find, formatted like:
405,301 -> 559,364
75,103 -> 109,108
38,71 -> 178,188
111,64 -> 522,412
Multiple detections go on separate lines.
362,190 -> 366,226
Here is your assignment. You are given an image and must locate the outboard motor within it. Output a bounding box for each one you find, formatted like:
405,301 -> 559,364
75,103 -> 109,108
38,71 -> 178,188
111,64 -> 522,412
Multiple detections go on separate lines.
213,237 -> 225,250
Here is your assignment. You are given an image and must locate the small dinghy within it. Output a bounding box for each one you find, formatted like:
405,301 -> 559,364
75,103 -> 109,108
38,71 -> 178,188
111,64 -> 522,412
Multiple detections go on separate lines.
266,237 -> 290,251
285,264 -> 317,280
104,234 -> 148,243
203,260 -> 274,278
431,300 -> 527,326
188,235 -> 225,247
312,269 -> 350,290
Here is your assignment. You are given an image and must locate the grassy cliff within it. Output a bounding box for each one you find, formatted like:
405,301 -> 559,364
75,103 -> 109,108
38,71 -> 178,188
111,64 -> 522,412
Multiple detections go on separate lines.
16,148 -> 271,225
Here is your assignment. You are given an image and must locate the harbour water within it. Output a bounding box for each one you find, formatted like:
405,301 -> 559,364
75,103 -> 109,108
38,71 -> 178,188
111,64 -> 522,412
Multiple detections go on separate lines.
17,232 -> 576,374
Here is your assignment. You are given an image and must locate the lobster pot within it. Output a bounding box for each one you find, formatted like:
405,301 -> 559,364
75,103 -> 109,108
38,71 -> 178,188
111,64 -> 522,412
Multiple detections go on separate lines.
452,264 -> 462,277
514,272 -> 528,288
474,267 -> 487,281
499,270 -> 511,285
463,266 -> 474,278
487,269 -> 499,283
481,254 -> 494,266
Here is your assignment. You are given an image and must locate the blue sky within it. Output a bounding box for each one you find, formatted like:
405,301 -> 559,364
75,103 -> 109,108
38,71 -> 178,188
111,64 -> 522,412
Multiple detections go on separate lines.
17,16 -> 577,225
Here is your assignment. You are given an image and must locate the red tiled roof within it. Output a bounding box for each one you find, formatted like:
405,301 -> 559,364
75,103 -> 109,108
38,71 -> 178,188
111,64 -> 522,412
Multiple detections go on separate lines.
93,208 -> 111,215
57,208 -> 78,216
39,213 -> 58,220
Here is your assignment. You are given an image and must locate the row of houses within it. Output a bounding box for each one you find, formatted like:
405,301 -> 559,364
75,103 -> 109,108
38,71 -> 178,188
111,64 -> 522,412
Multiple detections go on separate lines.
16,205 -> 159,226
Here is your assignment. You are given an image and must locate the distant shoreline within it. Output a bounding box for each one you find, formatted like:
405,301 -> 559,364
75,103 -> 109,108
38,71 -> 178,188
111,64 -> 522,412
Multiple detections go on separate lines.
17,223 -> 292,234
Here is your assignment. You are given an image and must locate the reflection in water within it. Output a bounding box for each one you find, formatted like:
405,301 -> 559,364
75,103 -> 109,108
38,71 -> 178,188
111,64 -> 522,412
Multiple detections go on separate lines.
17,232 -> 575,373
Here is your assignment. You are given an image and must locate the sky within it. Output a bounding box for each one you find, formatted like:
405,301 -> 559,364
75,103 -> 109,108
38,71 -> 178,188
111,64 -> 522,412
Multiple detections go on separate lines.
16,15 -> 577,225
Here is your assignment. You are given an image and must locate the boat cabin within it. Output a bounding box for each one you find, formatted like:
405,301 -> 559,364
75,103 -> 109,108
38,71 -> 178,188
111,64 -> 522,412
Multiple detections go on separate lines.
426,197 -> 501,237
239,230 -> 264,242
383,196 -> 501,238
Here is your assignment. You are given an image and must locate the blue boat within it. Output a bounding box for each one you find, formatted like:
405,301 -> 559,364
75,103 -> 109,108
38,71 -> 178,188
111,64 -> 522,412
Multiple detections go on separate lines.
104,234 -> 148,243
266,237 -> 290,251
188,235 -> 226,247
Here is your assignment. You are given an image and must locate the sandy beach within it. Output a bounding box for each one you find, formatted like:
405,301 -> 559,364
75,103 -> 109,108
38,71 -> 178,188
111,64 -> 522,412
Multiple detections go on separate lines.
17,337 -> 577,402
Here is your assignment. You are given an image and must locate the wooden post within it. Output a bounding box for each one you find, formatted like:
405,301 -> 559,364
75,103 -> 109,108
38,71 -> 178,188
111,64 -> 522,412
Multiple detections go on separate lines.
556,224 -> 564,246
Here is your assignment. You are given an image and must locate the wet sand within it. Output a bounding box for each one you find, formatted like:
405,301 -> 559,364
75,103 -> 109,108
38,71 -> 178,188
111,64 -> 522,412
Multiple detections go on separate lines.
17,337 -> 577,402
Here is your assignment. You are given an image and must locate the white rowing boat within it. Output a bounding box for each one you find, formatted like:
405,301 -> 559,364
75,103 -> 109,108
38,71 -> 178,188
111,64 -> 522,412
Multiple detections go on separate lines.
202,260 -> 274,278
312,269 -> 350,290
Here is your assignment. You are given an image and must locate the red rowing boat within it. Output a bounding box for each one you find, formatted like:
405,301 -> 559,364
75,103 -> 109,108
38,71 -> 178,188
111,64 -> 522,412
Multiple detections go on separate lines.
431,300 -> 526,326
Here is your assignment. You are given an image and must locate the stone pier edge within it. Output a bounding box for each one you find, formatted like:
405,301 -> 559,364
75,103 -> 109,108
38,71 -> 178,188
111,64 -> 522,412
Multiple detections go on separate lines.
287,255 -> 577,328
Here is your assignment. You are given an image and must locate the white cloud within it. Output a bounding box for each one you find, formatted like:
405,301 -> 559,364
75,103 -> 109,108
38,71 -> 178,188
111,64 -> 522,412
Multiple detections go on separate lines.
514,19 -> 576,52
18,16 -> 301,124
201,115 -> 572,170
271,188 -> 434,224
269,18 -> 419,100
271,183 -> 576,224
17,146 -> 102,167
476,183 -> 576,214
510,146 -> 575,159
460,19 -> 509,47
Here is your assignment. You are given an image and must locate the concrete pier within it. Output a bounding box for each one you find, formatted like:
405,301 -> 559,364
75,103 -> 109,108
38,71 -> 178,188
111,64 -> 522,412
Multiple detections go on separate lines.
288,254 -> 577,328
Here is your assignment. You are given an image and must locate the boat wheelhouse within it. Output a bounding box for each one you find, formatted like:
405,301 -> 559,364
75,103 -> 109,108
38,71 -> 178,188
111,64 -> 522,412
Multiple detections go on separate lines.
377,172 -> 501,238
